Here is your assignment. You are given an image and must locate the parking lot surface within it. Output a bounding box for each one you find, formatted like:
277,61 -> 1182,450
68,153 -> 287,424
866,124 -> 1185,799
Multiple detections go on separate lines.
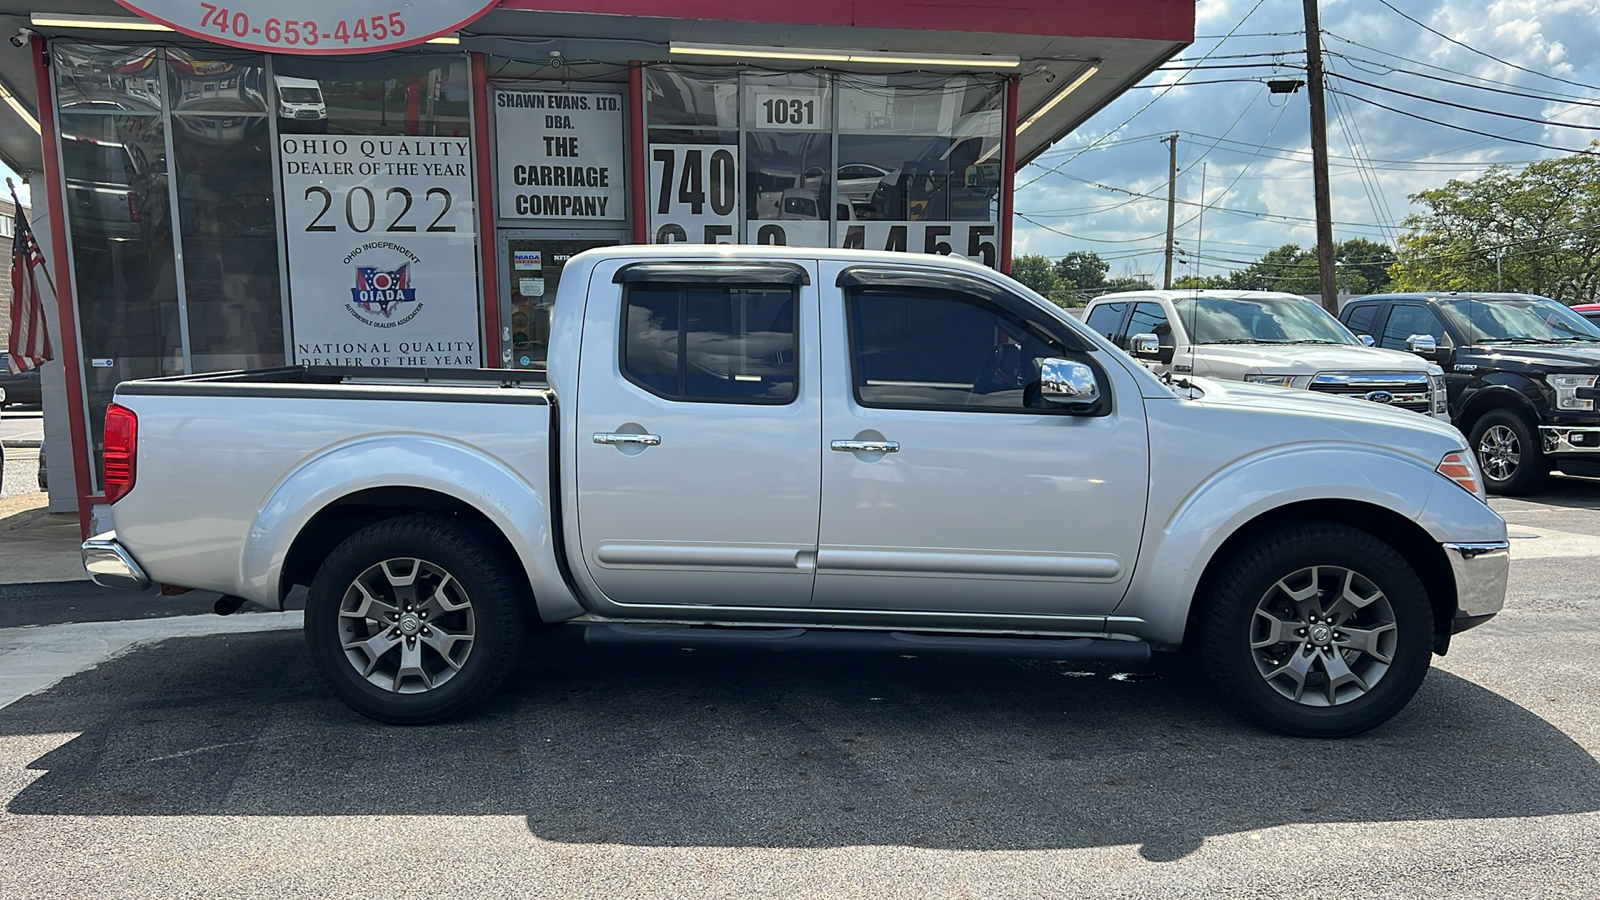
1,479 -> 1598,898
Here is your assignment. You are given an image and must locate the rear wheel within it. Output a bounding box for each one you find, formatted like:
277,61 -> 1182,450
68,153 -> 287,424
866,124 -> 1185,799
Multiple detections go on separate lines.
1469,409 -> 1548,496
1199,522 -> 1434,738
305,515 -> 527,724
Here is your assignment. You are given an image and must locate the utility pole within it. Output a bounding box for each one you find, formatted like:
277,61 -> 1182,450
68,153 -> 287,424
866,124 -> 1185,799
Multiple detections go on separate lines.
1303,0 -> 1338,313
1162,133 -> 1178,289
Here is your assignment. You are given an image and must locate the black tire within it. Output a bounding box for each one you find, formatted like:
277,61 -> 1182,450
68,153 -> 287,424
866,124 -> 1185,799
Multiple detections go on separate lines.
1198,522 -> 1434,738
1468,409 -> 1548,496
305,514 -> 527,724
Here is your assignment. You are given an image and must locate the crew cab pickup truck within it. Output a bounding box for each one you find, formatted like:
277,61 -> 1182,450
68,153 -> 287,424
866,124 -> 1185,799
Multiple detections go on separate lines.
1081,290 -> 1449,419
82,247 -> 1509,737
1340,292 -> 1600,495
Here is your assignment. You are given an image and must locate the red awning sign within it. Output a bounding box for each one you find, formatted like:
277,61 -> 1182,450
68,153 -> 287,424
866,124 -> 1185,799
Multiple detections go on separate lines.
113,1 -> 497,55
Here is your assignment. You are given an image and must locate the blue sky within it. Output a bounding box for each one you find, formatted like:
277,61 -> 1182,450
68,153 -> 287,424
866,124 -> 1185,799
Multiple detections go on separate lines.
1012,0 -> 1600,281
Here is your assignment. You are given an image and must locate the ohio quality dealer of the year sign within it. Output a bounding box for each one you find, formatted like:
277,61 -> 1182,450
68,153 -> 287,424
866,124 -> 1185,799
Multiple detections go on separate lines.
113,0 -> 497,54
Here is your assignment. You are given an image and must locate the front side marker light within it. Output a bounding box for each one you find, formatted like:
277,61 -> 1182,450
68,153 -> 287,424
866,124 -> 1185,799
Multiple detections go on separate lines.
1437,450 -> 1483,501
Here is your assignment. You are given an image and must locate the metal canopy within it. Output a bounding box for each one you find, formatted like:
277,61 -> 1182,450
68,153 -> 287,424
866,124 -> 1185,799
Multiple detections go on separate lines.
0,1 -> 1190,177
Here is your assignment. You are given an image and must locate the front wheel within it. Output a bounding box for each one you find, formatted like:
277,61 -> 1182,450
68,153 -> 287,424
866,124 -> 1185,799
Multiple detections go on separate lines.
305,515 -> 527,724
1469,409 -> 1548,496
1199,522 -> 1434,738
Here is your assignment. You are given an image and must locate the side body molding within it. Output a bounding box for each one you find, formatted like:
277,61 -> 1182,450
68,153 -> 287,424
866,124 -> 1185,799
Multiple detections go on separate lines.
239,434 -> 582,621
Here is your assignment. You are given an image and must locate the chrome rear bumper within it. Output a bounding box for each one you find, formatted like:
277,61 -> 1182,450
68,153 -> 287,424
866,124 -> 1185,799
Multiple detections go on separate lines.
1442,541 -> 1510,628
82,531 -> 152,592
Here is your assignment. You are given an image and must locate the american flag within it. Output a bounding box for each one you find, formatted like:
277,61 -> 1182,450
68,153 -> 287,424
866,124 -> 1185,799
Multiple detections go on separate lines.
7,199 -> 50,375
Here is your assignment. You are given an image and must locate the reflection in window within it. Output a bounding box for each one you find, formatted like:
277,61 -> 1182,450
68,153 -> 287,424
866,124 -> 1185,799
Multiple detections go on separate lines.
623,284 -> 797,403
847,288 -> 1066,411
171,113 -> 284,372
1380,305 -> 1449,351
1126,302 -> 1173,350
272,56 -> 471,136
59,112 -> 178,487
165,48 -> 268,114
53,45 -> 163,113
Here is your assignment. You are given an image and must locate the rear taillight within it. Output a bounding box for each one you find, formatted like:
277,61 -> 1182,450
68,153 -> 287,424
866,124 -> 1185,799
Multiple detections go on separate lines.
104,403 -> 137,504
127,193 -> 139,223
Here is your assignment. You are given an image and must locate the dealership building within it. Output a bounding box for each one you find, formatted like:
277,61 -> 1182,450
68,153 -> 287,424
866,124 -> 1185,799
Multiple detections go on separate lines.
0,0 -> 1193,530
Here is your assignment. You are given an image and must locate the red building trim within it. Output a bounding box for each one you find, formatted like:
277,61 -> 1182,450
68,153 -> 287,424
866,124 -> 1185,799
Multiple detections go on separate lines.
470,52 -> 502,367
32,35 -> 95,537
1000,74 -> 1019,276
495,0 -> 1194,42
628,63 -> 648,245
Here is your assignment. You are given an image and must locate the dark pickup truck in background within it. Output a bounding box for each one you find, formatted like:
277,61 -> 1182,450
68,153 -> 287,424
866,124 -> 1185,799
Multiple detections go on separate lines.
1340,292 -> 1600,495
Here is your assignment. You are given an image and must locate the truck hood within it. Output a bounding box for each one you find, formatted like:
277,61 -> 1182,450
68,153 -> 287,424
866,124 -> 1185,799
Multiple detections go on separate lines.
1177,375 -> 1467,461
1191,343 -> 1433,376
1458,343 -> 1600,374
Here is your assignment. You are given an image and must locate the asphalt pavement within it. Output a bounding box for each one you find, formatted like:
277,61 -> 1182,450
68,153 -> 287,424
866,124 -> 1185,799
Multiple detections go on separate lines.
0,479 -> 1595,897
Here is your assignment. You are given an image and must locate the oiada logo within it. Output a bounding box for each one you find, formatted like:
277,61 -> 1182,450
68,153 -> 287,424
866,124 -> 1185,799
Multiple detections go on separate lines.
343,247 -> 425,329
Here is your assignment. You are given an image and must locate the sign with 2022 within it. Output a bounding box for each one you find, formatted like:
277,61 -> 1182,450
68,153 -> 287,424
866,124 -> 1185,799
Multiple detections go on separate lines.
113,0 -> 496,54
280,135 -> 482,368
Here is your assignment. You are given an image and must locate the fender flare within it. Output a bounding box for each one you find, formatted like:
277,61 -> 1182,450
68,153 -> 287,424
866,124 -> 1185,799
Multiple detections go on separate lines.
1116,442 -> 1450,645
1456,377 -> 1545,431
237,434 -> 581,621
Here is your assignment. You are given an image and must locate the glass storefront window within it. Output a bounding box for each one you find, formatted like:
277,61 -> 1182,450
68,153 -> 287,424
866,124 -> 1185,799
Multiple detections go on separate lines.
166,48 -> 269,114
273,56 -> 471,136
744,73 -> 831,248
170,113 -> 284,373
58,111 -> 179,485
53,45 -> 163,114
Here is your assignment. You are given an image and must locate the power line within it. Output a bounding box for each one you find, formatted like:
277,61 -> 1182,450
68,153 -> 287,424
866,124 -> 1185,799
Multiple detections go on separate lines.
1373,0 -> 1600,94
1322,32 -> 1600,105
1330,89 -> 1600,156
1328,50 -> 1600,111
1327,70 -> 1600,132
1324,57 -> 1399,245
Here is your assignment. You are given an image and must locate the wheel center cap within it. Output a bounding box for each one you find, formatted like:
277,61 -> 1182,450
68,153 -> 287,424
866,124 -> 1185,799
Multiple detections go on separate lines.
398,614 -> 422,636
1308,623 -> 1333,646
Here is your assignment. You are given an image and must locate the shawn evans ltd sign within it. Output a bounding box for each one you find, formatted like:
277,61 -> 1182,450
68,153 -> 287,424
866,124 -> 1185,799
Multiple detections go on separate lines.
281,136 -> 481,368
495,88 -> 626,221
113,0 -> 496,54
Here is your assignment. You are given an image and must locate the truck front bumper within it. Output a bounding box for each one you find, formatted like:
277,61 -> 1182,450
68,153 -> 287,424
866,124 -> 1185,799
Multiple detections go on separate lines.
1442,540 -> 1510,633
1541,425 -> 1600,455
82,531 -> 152,592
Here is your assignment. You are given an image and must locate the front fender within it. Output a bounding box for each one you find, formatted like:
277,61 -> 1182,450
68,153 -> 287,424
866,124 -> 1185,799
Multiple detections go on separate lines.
239,434 -> 581,621
1117,443 -> 1448,646
1458,375 -> 1545,424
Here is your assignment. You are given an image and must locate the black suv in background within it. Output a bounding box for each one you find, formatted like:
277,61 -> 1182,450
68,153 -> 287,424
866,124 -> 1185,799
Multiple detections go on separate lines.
1340,293 -> 1600,495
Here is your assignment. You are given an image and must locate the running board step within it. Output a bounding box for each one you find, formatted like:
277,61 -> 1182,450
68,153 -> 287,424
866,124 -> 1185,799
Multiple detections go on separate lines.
582,623 -> 1152,667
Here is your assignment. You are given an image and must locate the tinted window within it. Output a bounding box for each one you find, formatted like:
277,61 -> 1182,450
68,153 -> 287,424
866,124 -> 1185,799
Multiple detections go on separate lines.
846,287 -> 1069,412
622,283 -> 797,403
1127,302 -> 1173,349
1380,304 -> 1450,350
1342,303 -> 1377,337
1084,302 -> 1127,341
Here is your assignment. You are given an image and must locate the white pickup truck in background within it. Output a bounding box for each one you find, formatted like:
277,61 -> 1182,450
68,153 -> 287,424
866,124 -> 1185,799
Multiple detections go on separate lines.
1080,289 -> 1451,420
83,247 -> 1508,737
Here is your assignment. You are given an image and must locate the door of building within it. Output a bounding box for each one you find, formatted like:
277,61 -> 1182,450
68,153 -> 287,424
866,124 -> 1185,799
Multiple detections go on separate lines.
496,230 -> 626,369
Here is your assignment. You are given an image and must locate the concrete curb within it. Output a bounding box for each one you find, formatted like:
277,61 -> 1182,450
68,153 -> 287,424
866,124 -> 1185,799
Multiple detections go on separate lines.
1,440 -> 42,449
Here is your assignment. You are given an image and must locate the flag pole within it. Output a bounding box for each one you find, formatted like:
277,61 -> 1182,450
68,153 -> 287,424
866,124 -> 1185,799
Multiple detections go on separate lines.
5,176 -> 56,297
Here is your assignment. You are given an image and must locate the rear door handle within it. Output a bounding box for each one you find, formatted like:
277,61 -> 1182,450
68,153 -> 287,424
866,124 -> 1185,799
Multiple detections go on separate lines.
831,440 -> 899,453
594,432 -> 661,446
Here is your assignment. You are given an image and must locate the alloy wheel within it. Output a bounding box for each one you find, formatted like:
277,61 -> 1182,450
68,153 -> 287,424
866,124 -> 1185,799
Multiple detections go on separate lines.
1478,424 -> 1521,482
338,557 -> 477,694
1249,565 -> 1398,707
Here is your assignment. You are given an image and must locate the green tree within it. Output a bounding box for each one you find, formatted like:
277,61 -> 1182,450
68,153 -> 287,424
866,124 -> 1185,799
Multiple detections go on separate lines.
1011,254 -> 1074,306
1054,250 -> 1110,295
1391,146 -> 1600,303
1336,237 -> 1395,294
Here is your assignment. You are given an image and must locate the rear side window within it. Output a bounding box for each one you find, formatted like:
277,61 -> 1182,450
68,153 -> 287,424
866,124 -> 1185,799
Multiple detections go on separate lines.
1342,303 -> 1378,337
1380,304 -> 1450,351
621,283 -> 797,404
1084,301 -> 1127,341
845,286 -> 1070,413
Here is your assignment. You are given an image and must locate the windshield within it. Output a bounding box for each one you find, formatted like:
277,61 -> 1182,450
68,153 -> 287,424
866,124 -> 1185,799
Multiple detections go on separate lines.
1176,296 -> 1357,345
1437,297 -> 1600,343
279,87 -> 322,104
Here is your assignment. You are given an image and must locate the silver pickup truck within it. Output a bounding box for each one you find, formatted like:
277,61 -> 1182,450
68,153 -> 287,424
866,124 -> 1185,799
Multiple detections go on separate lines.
83,247 -> 1509,737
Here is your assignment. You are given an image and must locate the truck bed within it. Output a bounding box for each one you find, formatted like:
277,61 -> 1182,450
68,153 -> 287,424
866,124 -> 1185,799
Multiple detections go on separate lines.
117,365 -> 550,402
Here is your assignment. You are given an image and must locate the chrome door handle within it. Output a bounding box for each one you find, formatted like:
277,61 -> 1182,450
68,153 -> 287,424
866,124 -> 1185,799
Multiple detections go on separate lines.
831,440 -> 899,453
594,432 -> 661,446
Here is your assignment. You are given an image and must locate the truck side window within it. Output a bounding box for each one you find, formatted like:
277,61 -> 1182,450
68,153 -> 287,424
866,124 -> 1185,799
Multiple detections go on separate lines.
1379,304 -> 1449,351
621,282 -> 798,404
1084,302 -> 1126,341
845,286 -> 1070,412
1126,302 -> 1173,350
1342,303 -> 1377,337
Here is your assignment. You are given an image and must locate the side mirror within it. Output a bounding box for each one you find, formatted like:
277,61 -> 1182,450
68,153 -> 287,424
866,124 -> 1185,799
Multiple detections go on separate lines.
1039,358 -> 1101,408
1358,334 -> 1375,347
1406,333 -> 1439,355
1128,332 -> 1161,359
